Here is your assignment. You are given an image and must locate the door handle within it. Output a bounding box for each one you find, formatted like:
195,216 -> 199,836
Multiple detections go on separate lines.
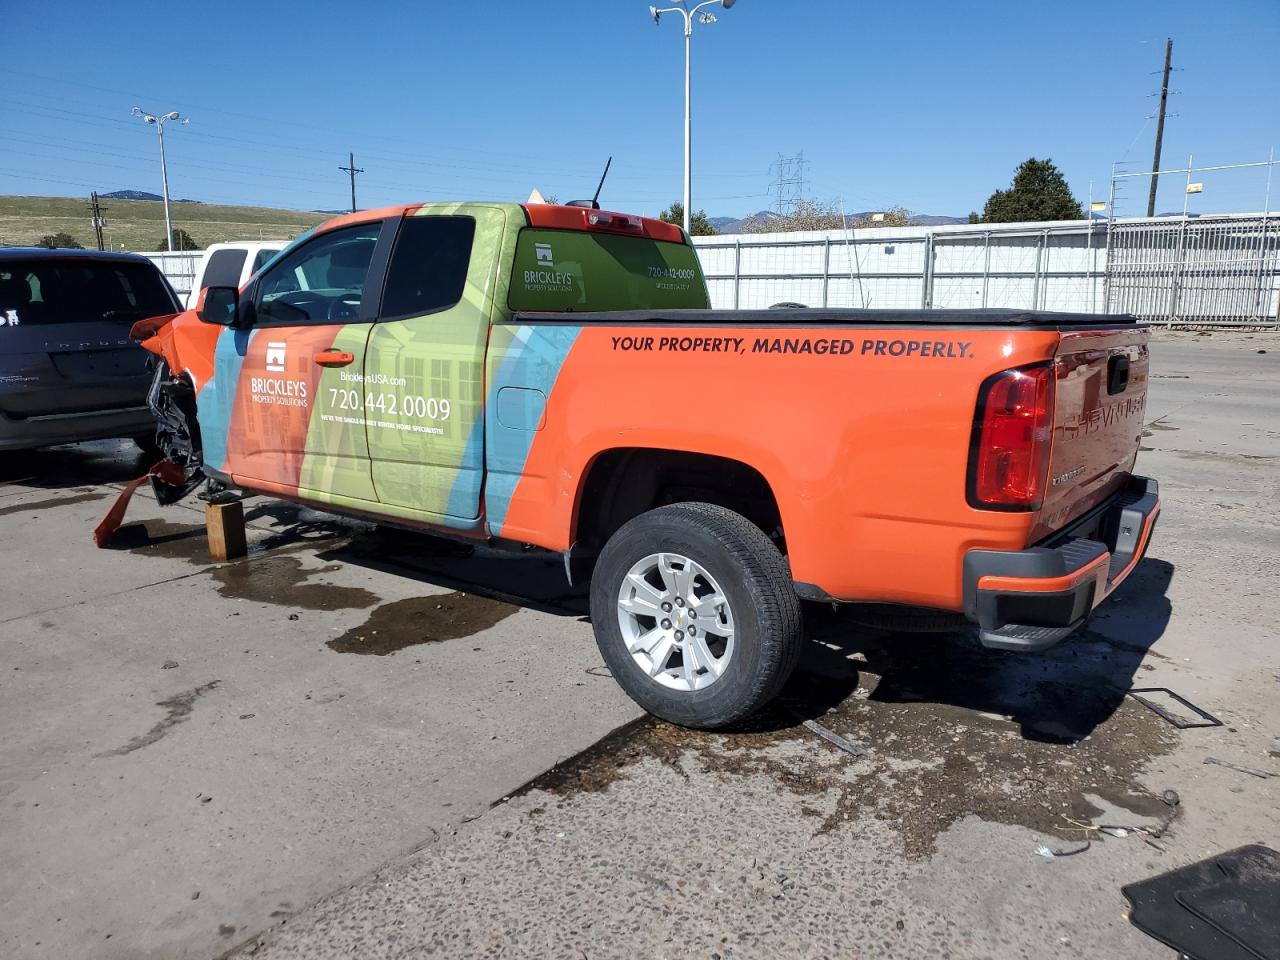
314,350 -> 355,367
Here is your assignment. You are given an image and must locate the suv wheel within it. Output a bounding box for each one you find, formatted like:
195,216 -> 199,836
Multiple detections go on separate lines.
589,502 -> 802,729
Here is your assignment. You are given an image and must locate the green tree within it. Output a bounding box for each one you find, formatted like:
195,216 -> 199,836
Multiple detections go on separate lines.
659,202 -> 718,236
36,231 -> 84,249
155,228 -> 199,251
975,158 -> 1084,223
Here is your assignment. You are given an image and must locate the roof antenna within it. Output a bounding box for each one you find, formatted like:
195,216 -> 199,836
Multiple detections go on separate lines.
567,157 -> 612,209
591,156 -> 612,208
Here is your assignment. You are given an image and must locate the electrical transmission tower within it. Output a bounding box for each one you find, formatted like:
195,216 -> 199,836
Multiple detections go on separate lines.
339,152 -> 364,213
771,152 -> 808,214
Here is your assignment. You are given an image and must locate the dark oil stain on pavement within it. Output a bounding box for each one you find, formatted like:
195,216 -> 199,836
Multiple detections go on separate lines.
517,617 -> 1178,859
114,518 -> 380,610
327,591 -> 519,655
212,556 -> 379,611
0,491 -> 108,517
96,681 -> 221,757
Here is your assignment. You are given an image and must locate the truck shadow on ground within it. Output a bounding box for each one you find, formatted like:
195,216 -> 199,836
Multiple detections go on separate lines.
0,439 -> 154,490
778,556 -> 1176,745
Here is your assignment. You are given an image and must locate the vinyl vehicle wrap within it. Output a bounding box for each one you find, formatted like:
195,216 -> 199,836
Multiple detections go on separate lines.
130,201 -> 1159,727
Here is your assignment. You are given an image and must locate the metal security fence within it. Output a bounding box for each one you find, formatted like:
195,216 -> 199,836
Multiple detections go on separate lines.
142,250 -> 200,301
693,214 -> 1279,329
1104,215 -> 1280,326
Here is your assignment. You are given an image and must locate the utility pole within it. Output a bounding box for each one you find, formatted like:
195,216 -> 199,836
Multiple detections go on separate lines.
339,152 -> 364,213
1147,37 -> 1172,218
88,192 -> 107,251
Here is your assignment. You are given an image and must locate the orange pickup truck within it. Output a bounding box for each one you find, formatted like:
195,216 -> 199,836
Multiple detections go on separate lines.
130,201 -> 1159,728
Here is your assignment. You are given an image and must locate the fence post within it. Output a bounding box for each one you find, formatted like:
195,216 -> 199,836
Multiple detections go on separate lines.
1032,231 -> 1045,310
1168,218 -> 1188,325
822,237 -> 830,308
733,239 -> 741,310
982,232 -> 991,308
921,234 -> 935,308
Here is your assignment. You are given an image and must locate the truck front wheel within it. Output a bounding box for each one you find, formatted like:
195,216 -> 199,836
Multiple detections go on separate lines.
589,502 -> 802,729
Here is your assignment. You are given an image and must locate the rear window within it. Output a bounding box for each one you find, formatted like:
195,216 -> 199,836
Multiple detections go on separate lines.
508,228 -> 709,312
201,248 -> 247,289
0,259 -> 175,326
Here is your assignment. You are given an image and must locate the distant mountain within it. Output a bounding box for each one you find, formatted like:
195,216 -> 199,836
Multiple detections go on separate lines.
709,209 -> 966,233
102,190 -> 161,201
100,189 -> 202,203
709,210 -> 785,234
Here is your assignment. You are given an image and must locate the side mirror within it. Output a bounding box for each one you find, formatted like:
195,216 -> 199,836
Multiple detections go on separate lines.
197,285 -> 240,326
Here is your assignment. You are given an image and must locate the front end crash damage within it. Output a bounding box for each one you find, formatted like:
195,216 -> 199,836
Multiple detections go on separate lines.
92,317 -> 210,546
145,362 -> 205,505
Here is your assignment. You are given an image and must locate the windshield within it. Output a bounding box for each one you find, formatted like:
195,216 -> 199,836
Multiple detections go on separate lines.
0,259 -> 175,326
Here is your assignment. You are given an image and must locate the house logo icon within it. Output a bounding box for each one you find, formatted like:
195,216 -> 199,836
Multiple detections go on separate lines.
535,243 -> 554,268
265,341 -> 287,372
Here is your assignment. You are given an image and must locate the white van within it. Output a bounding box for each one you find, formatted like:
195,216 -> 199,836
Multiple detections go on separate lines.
184,241 -> 287,309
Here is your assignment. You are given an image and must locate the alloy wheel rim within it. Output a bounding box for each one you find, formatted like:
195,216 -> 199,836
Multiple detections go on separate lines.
616,552 -> 735,692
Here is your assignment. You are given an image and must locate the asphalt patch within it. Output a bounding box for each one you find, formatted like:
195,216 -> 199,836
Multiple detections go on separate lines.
326,591 -> 519,655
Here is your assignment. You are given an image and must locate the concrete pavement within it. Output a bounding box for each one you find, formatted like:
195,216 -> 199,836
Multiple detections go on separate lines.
3,330 -> 1277,960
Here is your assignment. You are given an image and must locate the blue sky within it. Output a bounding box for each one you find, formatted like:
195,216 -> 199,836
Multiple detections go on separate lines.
2,0 -> 1277,219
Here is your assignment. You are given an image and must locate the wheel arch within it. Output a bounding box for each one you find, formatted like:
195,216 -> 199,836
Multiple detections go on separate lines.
567,446 -> 788,577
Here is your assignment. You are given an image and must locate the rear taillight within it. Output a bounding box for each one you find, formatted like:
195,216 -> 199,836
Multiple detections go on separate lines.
968,363 -> 1055,510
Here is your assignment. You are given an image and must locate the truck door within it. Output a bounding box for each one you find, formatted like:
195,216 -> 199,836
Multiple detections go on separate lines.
214,220 -> 390,502
364,207 -> 501,523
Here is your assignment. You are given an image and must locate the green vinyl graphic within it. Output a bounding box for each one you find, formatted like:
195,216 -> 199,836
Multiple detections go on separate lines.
509,228 -> 709,312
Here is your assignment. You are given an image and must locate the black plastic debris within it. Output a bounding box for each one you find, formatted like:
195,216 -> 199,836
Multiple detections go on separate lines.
1127,687 -> 1223,729
1122,845 -> 1280,960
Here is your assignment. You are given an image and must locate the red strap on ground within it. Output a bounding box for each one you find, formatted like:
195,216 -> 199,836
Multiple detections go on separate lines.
92,460 -> 188,548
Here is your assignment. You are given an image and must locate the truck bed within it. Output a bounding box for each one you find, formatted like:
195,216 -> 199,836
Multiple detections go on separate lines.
514,307 -> 1142,328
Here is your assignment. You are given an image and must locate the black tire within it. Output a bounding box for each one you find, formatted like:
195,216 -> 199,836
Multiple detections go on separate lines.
589,502 -> 803,729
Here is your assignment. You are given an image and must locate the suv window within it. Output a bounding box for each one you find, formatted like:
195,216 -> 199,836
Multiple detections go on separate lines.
254,224 -> 380,325
0,259 -> 175,326
380,216 -> 475,320
202,249 -> 246,289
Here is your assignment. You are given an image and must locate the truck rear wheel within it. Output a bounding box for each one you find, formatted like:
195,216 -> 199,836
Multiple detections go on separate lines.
589,502 -> 802,729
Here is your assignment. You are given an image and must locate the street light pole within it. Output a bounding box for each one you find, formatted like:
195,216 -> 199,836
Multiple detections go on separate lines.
650,0 -> 736,235
131,107 -> 189,251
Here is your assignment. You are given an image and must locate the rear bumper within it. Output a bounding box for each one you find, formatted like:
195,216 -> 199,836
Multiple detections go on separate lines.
0,405 -> 155,451
962,476 -> 1161,651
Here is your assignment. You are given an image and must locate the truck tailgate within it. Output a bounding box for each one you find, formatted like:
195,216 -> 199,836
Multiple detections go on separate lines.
1034,328 -> 1149,541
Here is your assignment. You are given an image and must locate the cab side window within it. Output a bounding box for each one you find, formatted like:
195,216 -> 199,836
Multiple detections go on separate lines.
254,223 -> 380,325
380,216 -> 475,321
